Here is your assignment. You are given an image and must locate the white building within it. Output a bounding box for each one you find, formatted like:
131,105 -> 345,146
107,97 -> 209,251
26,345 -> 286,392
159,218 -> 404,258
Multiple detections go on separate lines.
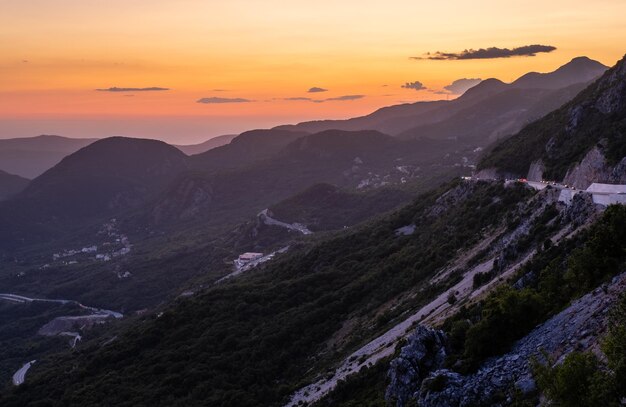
586,183 -> 626,206
238,252 -> 263,263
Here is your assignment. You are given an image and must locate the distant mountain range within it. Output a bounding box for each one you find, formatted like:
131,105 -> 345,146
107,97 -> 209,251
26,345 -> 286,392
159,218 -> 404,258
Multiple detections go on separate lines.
0,135 -> 98,179
0,56 -> 612,249
276,56 -> 608,138
173,134 -> 237,155
480,56 -> 626,184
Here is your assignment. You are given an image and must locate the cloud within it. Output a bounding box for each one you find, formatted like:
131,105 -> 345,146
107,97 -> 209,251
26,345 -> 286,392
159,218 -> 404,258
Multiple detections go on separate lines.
308,87 -> 328,93
401,81 -> 427,91
96,87 -> 170,92
280,94 -> 365,103
412,44 -> 557,60
196,97 -> 252,104
443,78 -> 482,94
324,94 -> 365,101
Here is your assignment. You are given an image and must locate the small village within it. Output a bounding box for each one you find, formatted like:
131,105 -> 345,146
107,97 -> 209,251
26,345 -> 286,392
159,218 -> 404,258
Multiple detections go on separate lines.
41,218 -> 132,270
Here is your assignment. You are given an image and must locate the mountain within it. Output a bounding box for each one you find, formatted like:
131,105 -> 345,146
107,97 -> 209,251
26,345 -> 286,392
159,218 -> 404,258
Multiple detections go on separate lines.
397,81 -> 590,144
0,170 -> 29,201
142,129 -> 461,228
0,135 -> 98,178
511,56 -> 608,89
189,129 -> 308,172
0,137 -> 189,247
174,134 -> 237,155
479,54 -> 626,185
274,57 -> 607,137
274,100 -> 450,135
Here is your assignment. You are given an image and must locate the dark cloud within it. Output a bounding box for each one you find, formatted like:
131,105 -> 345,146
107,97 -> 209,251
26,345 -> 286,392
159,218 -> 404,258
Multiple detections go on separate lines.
401,81 -> 427,91
283,97 -> 313,101
196,97 -> 253,104
308,87 -> 328,93
443,78 -> 482,94
96,87 -> 170,92
412,44 -> 557,60
324,94 -> 365,101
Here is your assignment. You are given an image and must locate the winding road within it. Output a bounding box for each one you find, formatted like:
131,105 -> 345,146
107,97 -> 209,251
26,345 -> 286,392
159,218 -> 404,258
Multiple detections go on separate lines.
12,360 -> 36,386
259,209 -> 313,235
0,293 -> 123,319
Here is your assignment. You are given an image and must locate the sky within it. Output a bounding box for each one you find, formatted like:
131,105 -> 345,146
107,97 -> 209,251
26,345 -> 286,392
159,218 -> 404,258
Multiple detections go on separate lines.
1,0 -> 625,144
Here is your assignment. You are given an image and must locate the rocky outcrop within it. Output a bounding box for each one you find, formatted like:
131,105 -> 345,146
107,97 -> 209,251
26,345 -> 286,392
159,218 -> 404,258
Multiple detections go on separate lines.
609,157 -> 626,184
561,146 -> 626,189
562,147 -> 613,189
594,54 -> 626,115
526,160 -> 544,181
563,192 -> 597,226
386,326 -> 448,406
386,273 -> 626,407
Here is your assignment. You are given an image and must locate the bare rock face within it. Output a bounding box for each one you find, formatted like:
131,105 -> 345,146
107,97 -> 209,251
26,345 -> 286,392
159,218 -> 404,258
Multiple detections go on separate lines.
609,157 -> 626,184
563,147 -> 612,189
526,160 -> 544,181
385,326 -> 448,407
563,192 -> 597,226
426,183 -> 474,218
473,168 -> 499,180
594,55 -> 626,115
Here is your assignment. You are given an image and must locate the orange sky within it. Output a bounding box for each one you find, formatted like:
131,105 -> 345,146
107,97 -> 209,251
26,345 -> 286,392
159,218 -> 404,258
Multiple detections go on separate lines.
1,0 -> 625,143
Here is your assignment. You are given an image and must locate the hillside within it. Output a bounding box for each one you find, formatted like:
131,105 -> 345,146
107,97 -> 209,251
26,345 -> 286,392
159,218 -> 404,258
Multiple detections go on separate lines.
174,134 -> 237,155
479,54 -> 626,184
511,56 -> 608,89
398,82 -> 590,144
267,183 -> 411,231
0,137 -> 189,247
0,170 -> 29,201
0,135 -> 98,178
0,180 -> 541,406
189,129 -> 308,172
140,129 -> 462,228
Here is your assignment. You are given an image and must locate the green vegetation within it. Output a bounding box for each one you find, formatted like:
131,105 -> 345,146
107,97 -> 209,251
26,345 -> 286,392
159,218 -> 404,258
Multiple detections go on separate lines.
533,352 -> 617,407
533,291 -> 626,406
443,205 -> 626,370
269,183 -> 411,231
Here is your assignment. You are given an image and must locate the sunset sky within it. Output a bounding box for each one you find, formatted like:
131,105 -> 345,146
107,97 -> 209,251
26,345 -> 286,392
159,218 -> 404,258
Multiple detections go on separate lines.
1,0 -> 625,143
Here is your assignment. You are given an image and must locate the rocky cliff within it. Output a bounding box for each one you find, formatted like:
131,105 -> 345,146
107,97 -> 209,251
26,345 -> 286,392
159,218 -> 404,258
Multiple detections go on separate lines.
386,273 -> 626,407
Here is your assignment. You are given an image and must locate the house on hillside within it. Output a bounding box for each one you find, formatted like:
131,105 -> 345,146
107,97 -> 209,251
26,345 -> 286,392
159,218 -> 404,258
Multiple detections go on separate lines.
234,252 -> 264,269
